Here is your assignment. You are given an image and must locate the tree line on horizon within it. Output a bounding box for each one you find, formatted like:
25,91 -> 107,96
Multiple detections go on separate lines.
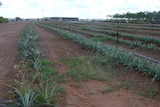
0,17 -> 8,23
112,11 -> 160,23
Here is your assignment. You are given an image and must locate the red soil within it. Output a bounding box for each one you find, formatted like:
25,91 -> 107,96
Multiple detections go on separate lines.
0,22 -> 27,99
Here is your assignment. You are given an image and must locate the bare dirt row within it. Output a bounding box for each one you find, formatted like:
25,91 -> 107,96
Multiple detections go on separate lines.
0,22 -> 27,99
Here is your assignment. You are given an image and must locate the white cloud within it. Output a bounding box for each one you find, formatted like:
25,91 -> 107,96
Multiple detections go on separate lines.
0,0 -> 160,19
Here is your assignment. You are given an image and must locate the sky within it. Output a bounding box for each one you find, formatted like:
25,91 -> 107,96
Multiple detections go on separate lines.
0,0 -> 160,19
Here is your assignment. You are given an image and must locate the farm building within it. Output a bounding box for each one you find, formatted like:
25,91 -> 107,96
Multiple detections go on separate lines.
43,17 -> 79,22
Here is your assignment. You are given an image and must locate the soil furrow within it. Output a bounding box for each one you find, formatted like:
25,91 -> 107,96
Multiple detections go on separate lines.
0,22 -> 27,99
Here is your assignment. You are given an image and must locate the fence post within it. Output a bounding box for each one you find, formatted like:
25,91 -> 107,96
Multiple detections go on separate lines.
116,32 -> 119,48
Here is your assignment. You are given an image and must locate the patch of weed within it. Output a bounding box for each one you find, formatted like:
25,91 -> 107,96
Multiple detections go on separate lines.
41,60 -> 57,80
64,57 -> 109,81
41,59 -> 55,67
101,85 -> 115,94
89,54 -> 118,78
54,74 -> 65,83
42,67 -> 57,80
120,80 -> 132,89
138,86 -> 158,98
57,85 -> 66,95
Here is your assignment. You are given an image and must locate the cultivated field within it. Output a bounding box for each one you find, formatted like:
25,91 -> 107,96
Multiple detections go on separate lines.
0,21 -> 160,106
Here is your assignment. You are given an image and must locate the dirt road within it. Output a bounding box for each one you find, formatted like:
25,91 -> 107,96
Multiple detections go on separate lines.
0,22 -> 26,99
35,25 -> 160,107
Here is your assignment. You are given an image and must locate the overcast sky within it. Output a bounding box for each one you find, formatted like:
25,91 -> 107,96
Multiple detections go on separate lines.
0,0 -> 160,19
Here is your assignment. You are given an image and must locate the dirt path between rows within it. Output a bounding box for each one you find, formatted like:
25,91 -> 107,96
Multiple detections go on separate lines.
0,22 -> 27,99
35,25 -> 160,107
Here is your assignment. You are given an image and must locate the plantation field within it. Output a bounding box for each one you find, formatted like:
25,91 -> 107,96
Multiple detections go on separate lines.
42,21 -> 160,61
36,24 -> 159,107
37,21 -> 160,107
1,22 -> 160,106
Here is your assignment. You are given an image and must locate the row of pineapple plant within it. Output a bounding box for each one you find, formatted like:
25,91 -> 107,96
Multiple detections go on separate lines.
103,22 -> 160,31
104,26 -> 160,35
41,22 -> 160,51
43,21 -> 160,45
37,23 -> 160,81
5,23 -> 59,107
82,27 -> 160,44
74,21 -> 160,36
48,21 -> 160,44
72,28 -> 160,51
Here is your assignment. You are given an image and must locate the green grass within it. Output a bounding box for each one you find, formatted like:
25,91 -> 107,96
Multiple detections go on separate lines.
64,56 -> 109,81
89,54 -> 119,78
42,67 -> 57,80
119,80 -> 132,89
138,86 -> 159,98
101,85 -> 115,94
41,59 -> 65,83
41,60 -> 57,80
41,59 -> 55,67
101,81 -> 132,94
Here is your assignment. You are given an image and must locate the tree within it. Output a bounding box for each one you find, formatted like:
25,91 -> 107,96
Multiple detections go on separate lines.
155,11 -> 160,23
111,11 -> 160,23
15,17 -> 22,21
113,14 -> 124,19
0,17 -> 8,23
126,12 -> 136,19
0,2 -> 2,6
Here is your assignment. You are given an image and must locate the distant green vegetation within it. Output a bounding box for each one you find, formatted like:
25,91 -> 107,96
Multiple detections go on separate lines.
111,11 -> 160,23
0,16 -> 8,23
16,17 -> 22,21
